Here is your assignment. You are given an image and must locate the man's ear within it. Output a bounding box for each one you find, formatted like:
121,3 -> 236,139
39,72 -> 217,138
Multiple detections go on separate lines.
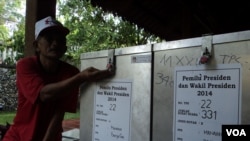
33,41 -> 38,47
33,41 -> 40,52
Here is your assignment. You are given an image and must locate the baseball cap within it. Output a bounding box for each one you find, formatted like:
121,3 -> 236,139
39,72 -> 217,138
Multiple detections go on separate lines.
35,16 -> 70,40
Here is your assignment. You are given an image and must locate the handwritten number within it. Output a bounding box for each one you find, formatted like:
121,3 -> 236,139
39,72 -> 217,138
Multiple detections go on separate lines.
200,99 -> 211,108
201,110 -> 217,120
156,73 -> 174,87
110,104 -> 116,111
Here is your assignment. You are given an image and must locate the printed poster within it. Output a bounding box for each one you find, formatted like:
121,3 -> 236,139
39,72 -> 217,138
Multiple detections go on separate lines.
173,64 -> 242,141
93,80 -> 133,141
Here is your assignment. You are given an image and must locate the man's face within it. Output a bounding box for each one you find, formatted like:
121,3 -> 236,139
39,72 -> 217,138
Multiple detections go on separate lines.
37,30 -> 67,59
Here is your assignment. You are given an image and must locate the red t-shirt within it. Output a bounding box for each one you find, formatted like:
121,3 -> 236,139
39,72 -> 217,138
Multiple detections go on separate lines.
3,56 -> 80,141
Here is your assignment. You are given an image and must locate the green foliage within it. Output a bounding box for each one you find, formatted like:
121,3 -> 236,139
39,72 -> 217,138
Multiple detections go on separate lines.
0,111 -> 16,124
64,109 -> 80,120
57,0 -> 161,66
0,0 -> 23,41
11,17 -> 25,61
1,0 -> 161,66
0,0 -> 25,65
0,110 -> 80,125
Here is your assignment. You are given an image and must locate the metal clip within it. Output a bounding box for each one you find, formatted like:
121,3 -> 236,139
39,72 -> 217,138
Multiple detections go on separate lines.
199,35 -> 212,64
106,49 -> 115,72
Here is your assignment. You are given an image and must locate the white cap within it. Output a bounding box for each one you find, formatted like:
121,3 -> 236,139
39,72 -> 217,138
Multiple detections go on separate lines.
35,16 -> 69,39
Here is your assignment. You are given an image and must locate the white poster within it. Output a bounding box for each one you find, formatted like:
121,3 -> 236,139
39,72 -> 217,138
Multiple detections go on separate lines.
93,80 -> 132,141
173,64 -> 242,141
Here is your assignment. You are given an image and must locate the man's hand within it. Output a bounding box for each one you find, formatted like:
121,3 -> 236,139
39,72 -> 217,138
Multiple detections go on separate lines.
80,67 -> 114,82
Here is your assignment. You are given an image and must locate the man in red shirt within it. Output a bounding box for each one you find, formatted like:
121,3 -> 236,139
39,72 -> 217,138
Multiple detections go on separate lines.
3,16 -> 113,141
